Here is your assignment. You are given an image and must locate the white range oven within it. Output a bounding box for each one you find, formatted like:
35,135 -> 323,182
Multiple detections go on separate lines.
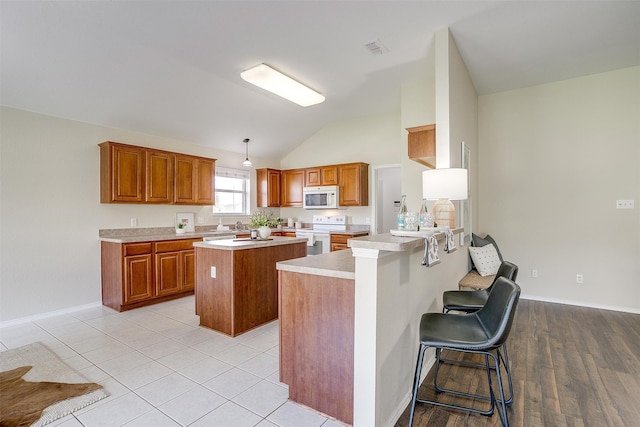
295,215 -> 346,255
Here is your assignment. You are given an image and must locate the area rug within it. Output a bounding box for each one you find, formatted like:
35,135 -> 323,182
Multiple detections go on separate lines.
0,342 -> 109,427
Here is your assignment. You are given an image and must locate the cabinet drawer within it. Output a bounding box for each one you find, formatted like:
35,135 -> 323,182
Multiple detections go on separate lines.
155,239 -> 199,253
124,243 -> 152,256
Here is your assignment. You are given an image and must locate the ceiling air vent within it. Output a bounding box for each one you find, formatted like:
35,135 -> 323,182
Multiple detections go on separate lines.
364,39 -> 388,55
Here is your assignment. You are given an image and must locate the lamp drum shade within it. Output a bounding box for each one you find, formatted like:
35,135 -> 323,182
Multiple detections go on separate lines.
422,168 -> 468,200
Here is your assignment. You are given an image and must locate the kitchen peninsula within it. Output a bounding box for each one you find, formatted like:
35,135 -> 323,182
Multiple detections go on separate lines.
276,230 -> 467,427
194,236 -> 307,337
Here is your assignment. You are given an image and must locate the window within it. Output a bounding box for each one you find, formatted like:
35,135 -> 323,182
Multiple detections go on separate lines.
212,167 -> 250,215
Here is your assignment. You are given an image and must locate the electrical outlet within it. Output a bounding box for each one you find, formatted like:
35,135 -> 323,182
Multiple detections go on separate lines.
130,218 -> 137,227
531,269 -> 538,278
197,216 -> 204,224
616,200 -> 635,209
210,266 -> 216,278
576,274 -> 583,284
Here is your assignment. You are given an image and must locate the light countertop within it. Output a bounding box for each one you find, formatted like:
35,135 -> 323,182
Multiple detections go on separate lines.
193,236 -> 308,251
276,250 -> 355,280
276,229 -> 463,279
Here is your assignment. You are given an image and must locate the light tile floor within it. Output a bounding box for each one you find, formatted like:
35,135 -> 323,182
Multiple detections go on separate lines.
0,296 -> 346,427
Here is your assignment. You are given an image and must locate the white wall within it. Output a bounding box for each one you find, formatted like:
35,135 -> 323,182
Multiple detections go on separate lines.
279,111 -> 401,225
478,66 -> 640,312
0,107 -> 280,322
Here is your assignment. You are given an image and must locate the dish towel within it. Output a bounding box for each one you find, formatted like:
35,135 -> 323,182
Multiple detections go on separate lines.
444,229 -> 456,253
422,235 -> 440,267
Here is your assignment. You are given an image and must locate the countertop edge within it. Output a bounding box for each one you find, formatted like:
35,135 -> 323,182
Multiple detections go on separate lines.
348,228 -> 463,252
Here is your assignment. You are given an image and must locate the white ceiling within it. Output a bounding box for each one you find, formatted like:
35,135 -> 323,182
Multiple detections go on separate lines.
2,1 -> 639,159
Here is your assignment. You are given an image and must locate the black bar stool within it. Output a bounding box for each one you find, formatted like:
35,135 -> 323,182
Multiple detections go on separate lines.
440,261 -> 519,404
409,277 -> 521,427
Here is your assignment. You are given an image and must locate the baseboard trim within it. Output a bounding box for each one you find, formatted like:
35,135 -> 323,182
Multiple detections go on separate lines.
0,301 -> 103,328
520,294 -> 640,315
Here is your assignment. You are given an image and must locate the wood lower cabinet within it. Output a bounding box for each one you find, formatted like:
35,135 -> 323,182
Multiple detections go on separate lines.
279,270 -> 355,424
154,240 -> 197,297
101,238 -> 200,311
330,232 -> 369,252
281,169 -> 305,207
123,246 -> 153,304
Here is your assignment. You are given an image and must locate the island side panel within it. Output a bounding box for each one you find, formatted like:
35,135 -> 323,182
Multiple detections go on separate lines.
101,241 -> 124,311
278,270 -> 355,425
233,242 -> 307,335
195,247 -> 234,335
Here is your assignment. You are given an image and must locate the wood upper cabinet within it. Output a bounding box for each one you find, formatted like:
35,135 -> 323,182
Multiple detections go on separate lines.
174,155 -> 196,203
100,142 -> 145,203
407,124 -> 436,168
305,166 -> 338,186
338,162 -> 369,206
146,150 -> 174,203
100,141 -> 215,205
195,158 -> 215,205
281,169 -> 305,207
257,168 -> 281,207
174,155 -> 215,205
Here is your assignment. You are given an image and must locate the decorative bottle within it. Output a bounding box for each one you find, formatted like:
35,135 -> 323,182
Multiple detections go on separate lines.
418,198 -> 434,229
397,195 -> 408,230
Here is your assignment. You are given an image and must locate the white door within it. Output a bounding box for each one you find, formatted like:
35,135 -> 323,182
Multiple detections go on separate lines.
374,165 -> 401,234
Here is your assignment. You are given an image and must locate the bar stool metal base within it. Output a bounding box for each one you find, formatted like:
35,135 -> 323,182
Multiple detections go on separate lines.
409,344 -> 510,427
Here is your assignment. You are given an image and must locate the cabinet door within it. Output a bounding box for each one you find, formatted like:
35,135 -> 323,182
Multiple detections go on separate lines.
281,169 -> 305,207
195,158 -> 215,205
338,163 -> 369,206
156,252 -> 181,296
101,143 -> 145,203
182,250 -> 195,291
320,166 -> 338,185
146,151 -> 174,203
305,168 -> 321,186
407,124 -> 436,168
124,254 -> 153,303
174,155 -> 197,204
257,168 -> 281,207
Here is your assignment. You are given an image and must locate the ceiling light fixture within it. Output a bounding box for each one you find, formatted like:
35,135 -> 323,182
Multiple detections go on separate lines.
240,63 -> 325,107
242,138 -> 252,167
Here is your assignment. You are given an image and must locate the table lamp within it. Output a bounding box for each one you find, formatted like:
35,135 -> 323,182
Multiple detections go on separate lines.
422,168 -> 468,228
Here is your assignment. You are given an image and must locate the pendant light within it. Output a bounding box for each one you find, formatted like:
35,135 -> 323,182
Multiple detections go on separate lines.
242,138 -> 252,167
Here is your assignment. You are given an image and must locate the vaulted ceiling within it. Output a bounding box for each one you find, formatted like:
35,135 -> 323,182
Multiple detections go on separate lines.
2,1 -> 639,159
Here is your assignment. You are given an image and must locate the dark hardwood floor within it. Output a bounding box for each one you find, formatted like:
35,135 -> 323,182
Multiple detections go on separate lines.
395,299 -> 640,426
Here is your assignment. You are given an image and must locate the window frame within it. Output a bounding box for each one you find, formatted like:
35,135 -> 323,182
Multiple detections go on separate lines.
212,167 -> 251,216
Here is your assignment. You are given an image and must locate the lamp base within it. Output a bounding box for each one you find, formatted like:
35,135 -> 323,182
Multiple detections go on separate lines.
432,199 -> 456,228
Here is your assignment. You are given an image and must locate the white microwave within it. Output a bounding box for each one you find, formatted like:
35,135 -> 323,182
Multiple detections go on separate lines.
303,186 -> 339,209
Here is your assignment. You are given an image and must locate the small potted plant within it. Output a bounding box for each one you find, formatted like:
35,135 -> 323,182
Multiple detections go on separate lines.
249,210 -> 276,239
176,222 -> 187,234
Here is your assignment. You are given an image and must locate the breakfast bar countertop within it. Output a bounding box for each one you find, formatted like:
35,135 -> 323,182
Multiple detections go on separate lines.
276,249 -> 355,280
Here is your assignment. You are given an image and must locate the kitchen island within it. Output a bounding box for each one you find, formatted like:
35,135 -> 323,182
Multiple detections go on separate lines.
194,236 -> 307,337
